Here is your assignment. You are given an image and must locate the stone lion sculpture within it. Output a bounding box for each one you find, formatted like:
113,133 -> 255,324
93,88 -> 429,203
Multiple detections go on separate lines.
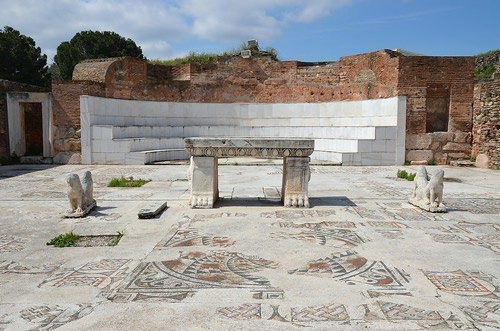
66,174 -> 84,214
65,171 -> 96,217
409,166 -> 445,212
412,166 -> 428,201
81,171 -> 95,207
424,169 -> 444,208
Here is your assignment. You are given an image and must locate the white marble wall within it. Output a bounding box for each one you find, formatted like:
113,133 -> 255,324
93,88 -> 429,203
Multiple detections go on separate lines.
81,96 -> 406,165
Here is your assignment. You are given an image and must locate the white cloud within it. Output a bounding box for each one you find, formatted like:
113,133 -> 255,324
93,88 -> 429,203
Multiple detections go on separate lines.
284,0 -> 353,22
0,0 -> 188,61
140,41 -> 172,60
0,0 -> 354,60
180,0 -> 354,42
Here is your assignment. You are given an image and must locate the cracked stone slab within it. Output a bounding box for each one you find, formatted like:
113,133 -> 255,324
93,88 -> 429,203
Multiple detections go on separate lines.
138,201 -> 168,219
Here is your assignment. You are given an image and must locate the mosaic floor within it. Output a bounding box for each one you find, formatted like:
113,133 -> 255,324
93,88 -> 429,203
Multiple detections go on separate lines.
0,162 -> 498,330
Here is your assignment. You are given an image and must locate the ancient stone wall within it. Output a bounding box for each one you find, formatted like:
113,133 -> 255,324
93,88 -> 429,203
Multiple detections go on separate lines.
51,81 -> 105,160
0,80 -> 48,158
398,56 -> 475,163
49,50 -> 475,164
473,78 -> 500,169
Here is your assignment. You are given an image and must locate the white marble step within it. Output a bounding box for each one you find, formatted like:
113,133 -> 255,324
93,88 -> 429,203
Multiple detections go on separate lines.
310,151 -> 343,163
109,125 -> 377,140
111,137 -> 185,152
127,149 -> 190,165
96,114 -> 397,127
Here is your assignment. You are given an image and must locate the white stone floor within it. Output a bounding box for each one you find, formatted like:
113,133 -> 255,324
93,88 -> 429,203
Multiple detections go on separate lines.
0,162 -> 499,330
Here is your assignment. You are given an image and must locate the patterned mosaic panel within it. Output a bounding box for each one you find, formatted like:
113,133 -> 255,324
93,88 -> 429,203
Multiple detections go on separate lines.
0,235 -> 27,253
445,198 -> 500,214
161,228 -> 235,248
460,301 -> 500,329
0,261 -> 59,274
378,302 -> 465,329
39,259 -> 134,294
260,210 -> 337,219
190,212 -> 248,222
375,229 -> 405,239
217,304 -> 261,320
364,221 -> 408,228
217,301 -> 468,328
291,303 -> 349,322
357,181 -> 411,199
273,220 -> 356,229
18,304 -> 95,331
288,251 -> 411,296
218,303 -> 349,326
270,228 -> 365,248
108,251 -> 280,303
424,270 -> 498,297
427,222 -> 500,253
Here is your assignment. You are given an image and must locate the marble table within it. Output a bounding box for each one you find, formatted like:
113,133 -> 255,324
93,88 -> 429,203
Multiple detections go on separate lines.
184,137 -> 314,208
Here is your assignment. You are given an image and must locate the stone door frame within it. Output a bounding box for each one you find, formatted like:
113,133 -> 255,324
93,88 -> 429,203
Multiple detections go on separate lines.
6,92 -> 53,158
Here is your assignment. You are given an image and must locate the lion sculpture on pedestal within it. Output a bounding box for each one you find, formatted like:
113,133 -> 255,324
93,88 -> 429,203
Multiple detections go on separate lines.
409,166 -> 446,212
65,171 -> 96,217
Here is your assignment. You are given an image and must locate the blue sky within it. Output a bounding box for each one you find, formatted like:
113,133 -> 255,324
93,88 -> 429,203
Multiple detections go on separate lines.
0,0 -> 498,63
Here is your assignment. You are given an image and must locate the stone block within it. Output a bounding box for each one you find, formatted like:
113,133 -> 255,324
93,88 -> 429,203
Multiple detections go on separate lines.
453,132 -> 471,143
475,154 -> 489,168
406,150 -> 433,161
54,152 -> 82,164
428,132 -> 454,142
406,134 -> 431,149
443,142 -> 471,152
447,152 -> 468,159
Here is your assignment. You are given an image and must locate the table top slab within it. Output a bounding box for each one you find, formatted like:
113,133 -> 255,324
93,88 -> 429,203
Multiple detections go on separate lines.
184,137 -> 314,158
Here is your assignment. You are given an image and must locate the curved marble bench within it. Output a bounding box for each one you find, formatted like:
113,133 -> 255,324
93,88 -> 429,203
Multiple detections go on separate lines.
185,137 -> 314,208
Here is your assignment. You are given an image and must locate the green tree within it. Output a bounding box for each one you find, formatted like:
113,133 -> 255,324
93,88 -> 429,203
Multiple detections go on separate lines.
54,30 -> 144,80
0,26 -> 49,86
48,62 -> 62,81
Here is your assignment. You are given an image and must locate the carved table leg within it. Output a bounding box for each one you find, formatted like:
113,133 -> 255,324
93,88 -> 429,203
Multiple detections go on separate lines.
282,157 -> 311,208
189,156 -> 218,208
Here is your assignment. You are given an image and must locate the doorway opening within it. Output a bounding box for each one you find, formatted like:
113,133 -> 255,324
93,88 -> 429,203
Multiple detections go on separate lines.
426,85 -> 450,133
21,102 -> 43,156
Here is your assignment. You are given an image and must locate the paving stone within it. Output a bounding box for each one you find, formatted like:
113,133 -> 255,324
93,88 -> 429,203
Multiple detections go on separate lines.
138,201 -> 168,219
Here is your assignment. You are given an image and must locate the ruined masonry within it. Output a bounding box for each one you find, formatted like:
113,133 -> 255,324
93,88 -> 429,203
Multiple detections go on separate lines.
1,48 -> 495,167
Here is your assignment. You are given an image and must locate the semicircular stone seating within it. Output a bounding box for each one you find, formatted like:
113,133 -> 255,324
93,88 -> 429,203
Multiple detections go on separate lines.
80,96 -> 406,166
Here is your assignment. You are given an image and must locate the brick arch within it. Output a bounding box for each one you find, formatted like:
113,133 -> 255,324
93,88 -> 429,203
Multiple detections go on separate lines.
72,58 -> 124,84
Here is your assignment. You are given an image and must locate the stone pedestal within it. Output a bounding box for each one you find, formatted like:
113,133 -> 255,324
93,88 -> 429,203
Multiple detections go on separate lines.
282,157 -> 310,208
64,200 -> 96,218
408,197 -> 447,212
189,156 -> 219,208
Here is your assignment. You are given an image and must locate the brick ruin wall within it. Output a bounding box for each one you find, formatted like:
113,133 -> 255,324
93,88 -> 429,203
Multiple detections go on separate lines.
51,81 -> 105,156
51,50 -> 476,164
473,79 -> 500,169
398,56 -> 475,164
0,80 -> 48,159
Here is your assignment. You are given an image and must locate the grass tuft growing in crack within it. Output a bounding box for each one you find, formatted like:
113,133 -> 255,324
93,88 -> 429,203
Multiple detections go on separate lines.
108,176 -> 151,187
47,232 -> 79,247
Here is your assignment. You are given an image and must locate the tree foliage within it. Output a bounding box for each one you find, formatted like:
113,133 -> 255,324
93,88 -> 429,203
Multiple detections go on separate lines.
54,30 -> 144,80
0,26 -> 49,86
